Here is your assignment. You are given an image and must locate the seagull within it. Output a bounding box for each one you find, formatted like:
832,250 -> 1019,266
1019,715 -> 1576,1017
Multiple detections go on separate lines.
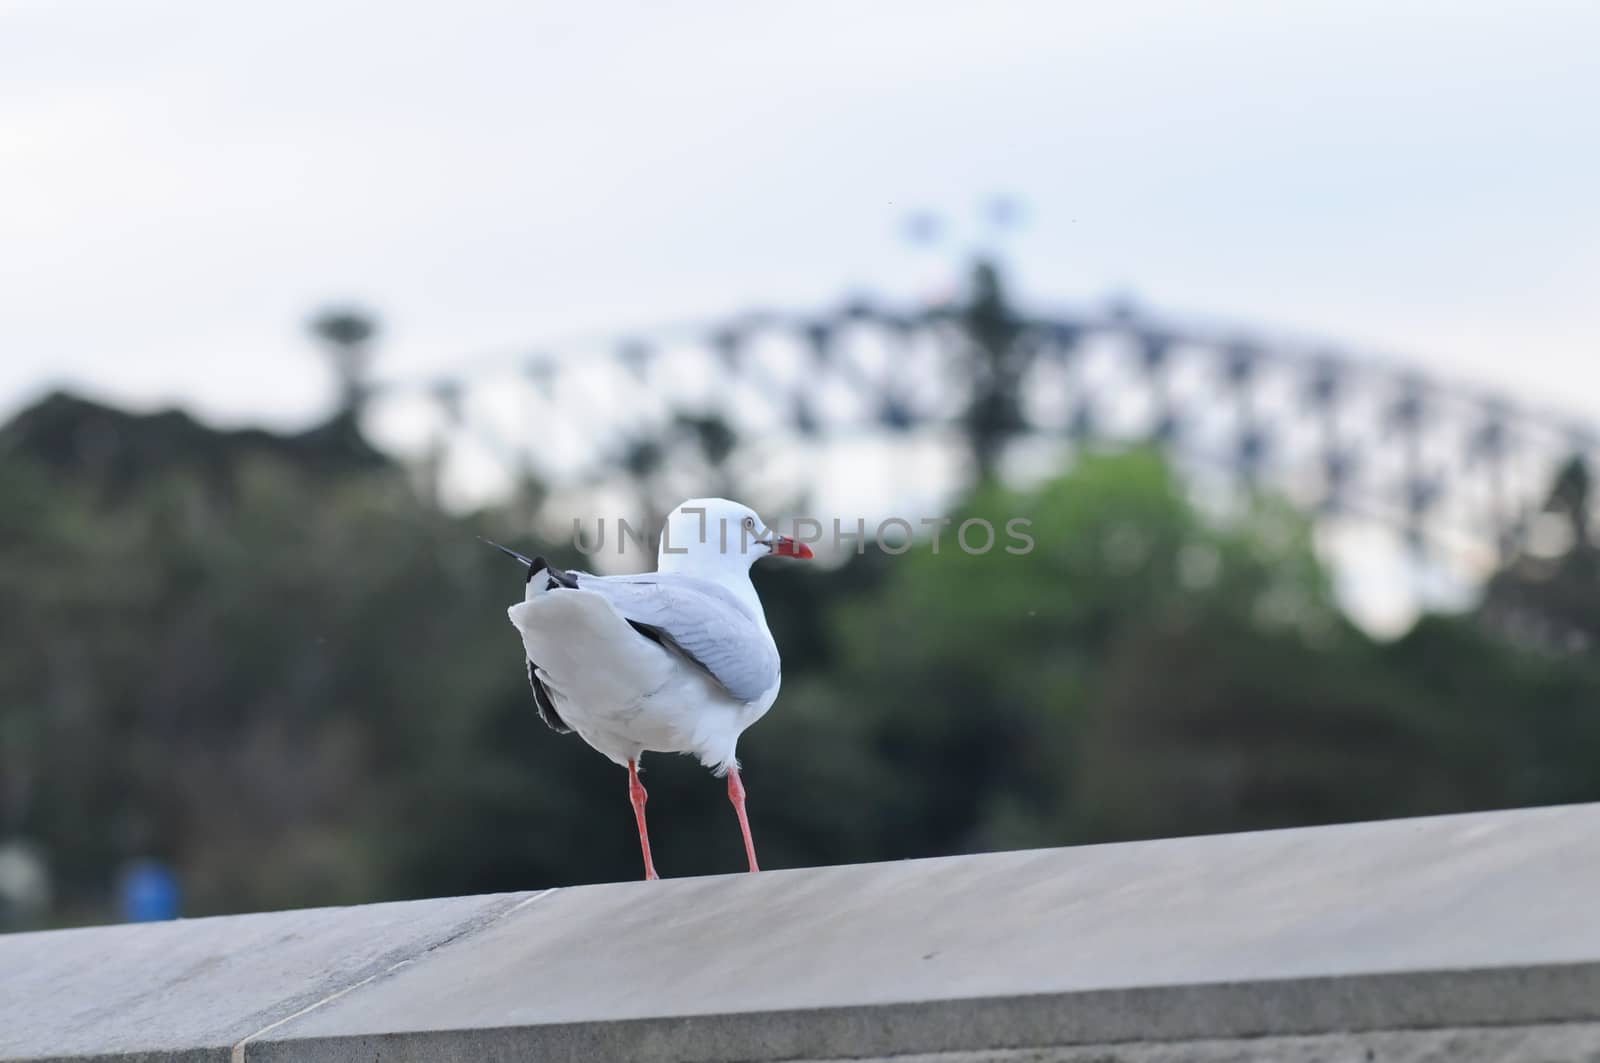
484,497 -> 813,880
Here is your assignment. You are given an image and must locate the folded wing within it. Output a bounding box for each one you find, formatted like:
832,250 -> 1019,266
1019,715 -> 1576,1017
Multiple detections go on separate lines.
576,574 -> 780,704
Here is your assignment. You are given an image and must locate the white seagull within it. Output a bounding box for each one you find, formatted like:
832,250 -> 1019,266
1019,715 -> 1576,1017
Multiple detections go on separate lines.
485,497 -> 813,879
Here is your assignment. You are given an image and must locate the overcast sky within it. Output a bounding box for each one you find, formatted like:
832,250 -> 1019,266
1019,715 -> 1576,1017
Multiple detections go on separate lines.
3,0 -> 1597,435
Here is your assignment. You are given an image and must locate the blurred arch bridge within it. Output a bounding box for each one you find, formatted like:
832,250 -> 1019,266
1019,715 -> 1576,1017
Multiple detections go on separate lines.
360,262 -> 1597,616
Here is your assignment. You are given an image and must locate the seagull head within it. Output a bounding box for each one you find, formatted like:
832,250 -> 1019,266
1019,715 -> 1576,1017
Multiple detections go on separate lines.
657,497 -> 813,576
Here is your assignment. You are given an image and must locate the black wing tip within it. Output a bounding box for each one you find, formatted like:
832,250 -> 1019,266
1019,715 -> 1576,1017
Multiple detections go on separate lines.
479,536 -> 533,565
538,559 -> 580,589
479,537 -> 568,585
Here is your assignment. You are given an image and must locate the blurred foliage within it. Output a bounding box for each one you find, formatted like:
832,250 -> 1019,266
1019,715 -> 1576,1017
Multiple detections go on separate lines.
1,391 -> 1599,927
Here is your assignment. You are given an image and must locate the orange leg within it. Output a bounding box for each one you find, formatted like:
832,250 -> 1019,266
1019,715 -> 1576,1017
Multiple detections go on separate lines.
727,768 -> 759,873
628,759 -> 659,881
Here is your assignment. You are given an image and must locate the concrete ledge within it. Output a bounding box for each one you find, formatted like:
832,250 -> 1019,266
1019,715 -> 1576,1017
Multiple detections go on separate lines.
4,804 -> 1600,1062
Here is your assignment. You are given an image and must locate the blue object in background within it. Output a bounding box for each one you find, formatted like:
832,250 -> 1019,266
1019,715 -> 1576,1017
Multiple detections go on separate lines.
119,860 -> 180,922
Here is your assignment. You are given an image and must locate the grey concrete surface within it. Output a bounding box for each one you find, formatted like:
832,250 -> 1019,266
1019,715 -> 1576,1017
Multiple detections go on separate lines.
5,804 -> 1600,1062
0,889 -> 548,1062
790,1023 -> 1600,1062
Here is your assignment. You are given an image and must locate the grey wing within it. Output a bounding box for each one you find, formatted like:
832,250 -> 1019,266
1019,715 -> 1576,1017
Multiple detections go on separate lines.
575,575 -> 780,703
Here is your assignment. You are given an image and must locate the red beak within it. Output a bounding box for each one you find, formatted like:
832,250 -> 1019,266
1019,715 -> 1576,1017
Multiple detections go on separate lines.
771,536 -> 814,559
